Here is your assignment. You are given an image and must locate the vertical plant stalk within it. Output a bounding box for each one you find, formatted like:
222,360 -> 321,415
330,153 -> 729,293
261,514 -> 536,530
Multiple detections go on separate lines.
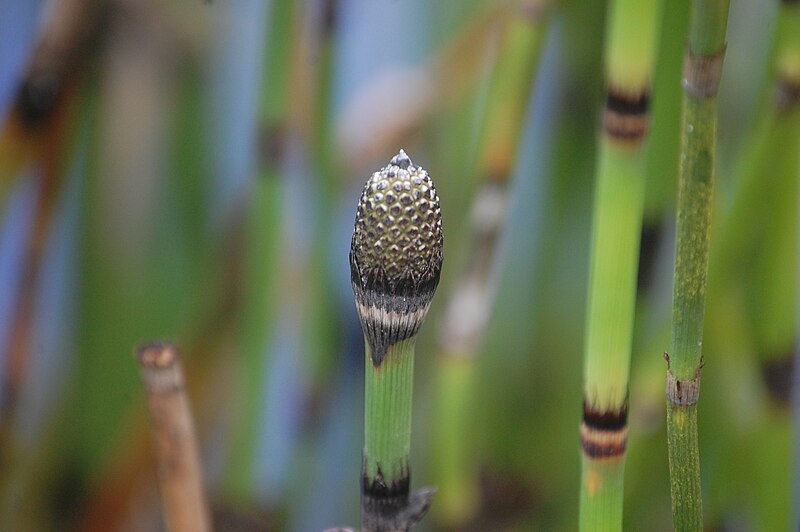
0,0 -> 100,202
744,4 -> 800,529
697,4 -> 799,526
222,0 -> 293,501
0,0 -> 99,514
350,150 -> 443,531
135,342 -> 211,532
713,0 -> 800,387
579,0 -> 661,529
665,0 -> 730,529
432,1 -> 551,525
0,0 -> 100,435
760,0 -> 800,524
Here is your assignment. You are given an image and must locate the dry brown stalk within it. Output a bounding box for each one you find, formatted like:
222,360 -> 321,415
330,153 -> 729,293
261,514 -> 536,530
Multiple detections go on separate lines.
135,342 -> 211,532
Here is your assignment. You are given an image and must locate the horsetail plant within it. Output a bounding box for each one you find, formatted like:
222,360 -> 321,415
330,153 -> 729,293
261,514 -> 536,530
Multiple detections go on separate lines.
432,0 -> 551,525
763,1 -> 800,523
350,150 -> 442,531
579,0 -> 661,529
698,5 -> 798,525
665,0 -> 730,529
726,0 -> 800,394
739,3 -> 800,527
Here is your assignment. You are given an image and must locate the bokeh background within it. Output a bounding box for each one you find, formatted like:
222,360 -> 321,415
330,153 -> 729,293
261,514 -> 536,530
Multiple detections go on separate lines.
0,0 -> 795,530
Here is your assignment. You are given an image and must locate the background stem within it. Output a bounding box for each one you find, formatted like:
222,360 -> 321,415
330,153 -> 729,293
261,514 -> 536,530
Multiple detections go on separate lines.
432,1 -> 551,525
135,342 -> 211,532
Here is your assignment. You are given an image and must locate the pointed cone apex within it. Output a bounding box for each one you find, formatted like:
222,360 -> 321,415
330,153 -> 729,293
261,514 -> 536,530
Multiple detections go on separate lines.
350,151 -> 443,364
391,149 -> 412,169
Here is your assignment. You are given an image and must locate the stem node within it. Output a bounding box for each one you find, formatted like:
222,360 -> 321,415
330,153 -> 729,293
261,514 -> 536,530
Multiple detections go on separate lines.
682,47 -> 726,98
666,370 -> 702,407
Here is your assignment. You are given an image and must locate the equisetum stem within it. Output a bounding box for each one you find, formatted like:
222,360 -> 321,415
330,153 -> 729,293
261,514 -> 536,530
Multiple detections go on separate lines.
433,1 -> 551,524
740,2 -> 800,529
221,0 -> 293,501
750,0 -> 800,396
579,0 -> 661,529
666,0 -> 730,529
361,339 -> 435,532
768,0 -> 800,525
363,339 -> 415,485
350,151 -> 443,531
135,342 -> 211,532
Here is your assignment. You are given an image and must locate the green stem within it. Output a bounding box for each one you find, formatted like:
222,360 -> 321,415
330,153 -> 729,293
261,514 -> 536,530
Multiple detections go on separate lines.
364,339 -> 415,485
583,147 -> 647,409
351,151 -> 441,531
432,3 -> 551,525
719,4 -> 800,528
580,457 -> 625,530
720,0 -> 800,370
579,0 -> 661,529
221,0 -> 294,501
687,0 -> 729,56
666,0 -> 730,529
666,398 -> 702,526
476,2 -> 551,183
580,144 -> 642,531
362,337 -> 435,531
223,177 -> 280,500
669,92 -> 717,381
432,359 -> 478,522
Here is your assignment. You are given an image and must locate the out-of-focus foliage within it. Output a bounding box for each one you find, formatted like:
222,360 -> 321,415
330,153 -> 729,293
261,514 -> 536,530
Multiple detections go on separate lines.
0,0 -> 795,530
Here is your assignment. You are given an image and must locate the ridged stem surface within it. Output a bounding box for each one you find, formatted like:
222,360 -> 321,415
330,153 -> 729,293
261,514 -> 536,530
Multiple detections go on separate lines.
666,0 -> 730,529
364,338 -> 415,483
666,395 -> 701,528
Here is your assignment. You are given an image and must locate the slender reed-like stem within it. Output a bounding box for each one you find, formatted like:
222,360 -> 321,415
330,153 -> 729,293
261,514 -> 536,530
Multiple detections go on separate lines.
432,1 -> 551,525
700,13 -> 800,527
579,0 -> 661,529
744,3 -> 800,387
740,0 -> 800,526
665,0 -> 730,529
135,342 -> 211,532
742,5 -> 800,529
222,0 -> 293,501
0,0 -> 100,205
350,150 -> 443,531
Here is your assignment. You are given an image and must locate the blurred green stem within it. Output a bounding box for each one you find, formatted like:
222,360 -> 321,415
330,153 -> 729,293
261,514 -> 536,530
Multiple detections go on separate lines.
431,2 -> 551,524
221,0 -> 293,501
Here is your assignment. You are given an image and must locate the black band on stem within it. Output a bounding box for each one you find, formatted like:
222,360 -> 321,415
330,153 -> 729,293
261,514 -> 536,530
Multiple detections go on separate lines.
361,463 -> 435,531
351,250 -> 441,366
580,401 -> 628,459
776,76 -> 800,110
603,87 -> 650,143
349,150 -> 443,367
761,354 -> 794,407
582,401 -> 628,430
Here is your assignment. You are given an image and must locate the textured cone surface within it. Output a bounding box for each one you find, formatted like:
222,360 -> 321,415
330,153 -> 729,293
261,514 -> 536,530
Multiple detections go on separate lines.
350,150 -> 443,365
352,150 -> 443,284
